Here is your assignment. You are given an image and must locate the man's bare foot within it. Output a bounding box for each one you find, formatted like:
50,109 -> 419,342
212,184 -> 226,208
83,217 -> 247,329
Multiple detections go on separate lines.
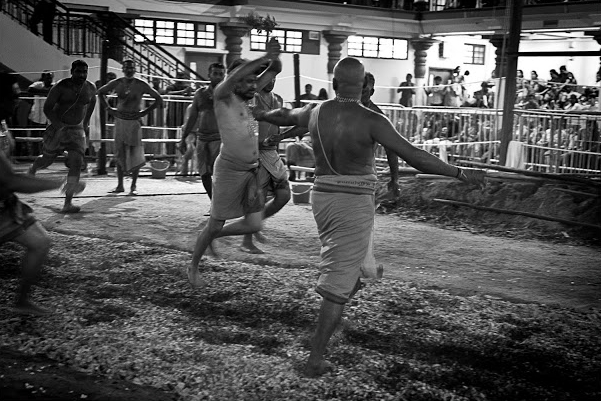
186,264 -> 207,289
304,360 -> 334,378
61,204 -> 81,213
108,187 -> 125,194
239,243 -> 265,254
12,301 -> 52,316
253,231 -> 268,244
128,189 -> 138,196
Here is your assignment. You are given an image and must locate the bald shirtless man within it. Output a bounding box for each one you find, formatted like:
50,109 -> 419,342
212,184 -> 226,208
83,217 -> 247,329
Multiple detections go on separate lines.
97,59 -> 163,195
254,57 -> 486,377
28,60 -> 96,213
187,38 -> 282,287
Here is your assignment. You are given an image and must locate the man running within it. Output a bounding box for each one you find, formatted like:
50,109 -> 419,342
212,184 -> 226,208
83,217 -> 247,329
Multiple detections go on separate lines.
179,63 -> 226,203
187,38 -> 282,287
254,57 -> 486,377
1,72 -> 83,315
239,77 -> 290,254
97,59 -> 163,195
28,60 -> 96,213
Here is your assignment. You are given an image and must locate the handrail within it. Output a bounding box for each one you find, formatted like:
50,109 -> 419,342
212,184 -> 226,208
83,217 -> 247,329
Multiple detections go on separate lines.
0,0 -> 206,82
98,12 -> 206,82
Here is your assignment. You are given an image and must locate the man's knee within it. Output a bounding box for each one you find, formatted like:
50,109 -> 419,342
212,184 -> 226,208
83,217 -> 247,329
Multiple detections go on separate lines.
206,218 -> 225,236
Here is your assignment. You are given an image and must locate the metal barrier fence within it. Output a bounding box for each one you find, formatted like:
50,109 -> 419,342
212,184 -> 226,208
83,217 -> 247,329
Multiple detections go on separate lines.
9,96 -> 601,174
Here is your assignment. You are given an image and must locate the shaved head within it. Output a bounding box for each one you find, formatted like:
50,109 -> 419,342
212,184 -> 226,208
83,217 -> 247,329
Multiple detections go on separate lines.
333,57 -> 365,87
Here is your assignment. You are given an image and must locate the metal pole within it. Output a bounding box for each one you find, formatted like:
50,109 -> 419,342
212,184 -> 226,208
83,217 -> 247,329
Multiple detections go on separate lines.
97,40 -> 109,175
499,0 -> 523,166
293,53 -> 301,108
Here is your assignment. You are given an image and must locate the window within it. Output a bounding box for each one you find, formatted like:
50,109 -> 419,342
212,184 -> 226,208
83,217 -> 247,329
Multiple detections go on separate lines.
133,19 -> 216,48
347,35 -> 408,59
465,44 -> 485,65
250,29 -> 302,53
250,29 -> 318,54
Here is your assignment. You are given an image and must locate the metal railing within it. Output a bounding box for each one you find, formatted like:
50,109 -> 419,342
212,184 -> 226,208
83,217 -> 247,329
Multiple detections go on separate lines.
376,106 -> 601,174
9,94 -> 601,174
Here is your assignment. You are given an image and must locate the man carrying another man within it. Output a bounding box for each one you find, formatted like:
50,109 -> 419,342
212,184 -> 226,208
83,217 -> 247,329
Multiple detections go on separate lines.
253,57 -> 486,377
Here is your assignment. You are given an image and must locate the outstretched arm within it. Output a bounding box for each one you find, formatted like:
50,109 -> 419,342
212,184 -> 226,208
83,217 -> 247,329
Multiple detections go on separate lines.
372,117 -> 486,185
254,103 -> 315,128
263,125 -> 308,146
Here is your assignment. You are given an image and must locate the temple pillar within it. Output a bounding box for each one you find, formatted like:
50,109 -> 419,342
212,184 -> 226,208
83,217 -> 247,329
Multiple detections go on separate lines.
219,22 -> 250,68
410,38 -> 437,105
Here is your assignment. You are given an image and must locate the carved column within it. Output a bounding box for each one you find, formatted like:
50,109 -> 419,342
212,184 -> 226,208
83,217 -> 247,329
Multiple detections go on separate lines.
487,34 -> 508,79
410,38 -> 437,105
219,22 -> 250,68
322,30 -> 355,74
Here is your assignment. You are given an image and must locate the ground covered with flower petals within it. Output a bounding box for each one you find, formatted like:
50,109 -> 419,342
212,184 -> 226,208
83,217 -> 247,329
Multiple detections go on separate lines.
1,232 -> 600,401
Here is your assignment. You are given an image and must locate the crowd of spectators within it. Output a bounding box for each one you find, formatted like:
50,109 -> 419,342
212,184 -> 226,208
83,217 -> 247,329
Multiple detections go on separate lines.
514,67 -> 600,111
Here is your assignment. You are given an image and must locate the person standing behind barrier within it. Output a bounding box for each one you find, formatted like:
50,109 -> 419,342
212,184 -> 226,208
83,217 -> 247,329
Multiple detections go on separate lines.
239,77 -> 290,254
300,84 -> 318,102
424,76 -> 445,106
27,60 -> 96,213
363,72 -> 400,199
27,70 -> 54,156
396,73 -> 415,107
253,57 -> 486,377
187,39 -> 282,288
97,59 -> 163,196
179,63 -> 226,198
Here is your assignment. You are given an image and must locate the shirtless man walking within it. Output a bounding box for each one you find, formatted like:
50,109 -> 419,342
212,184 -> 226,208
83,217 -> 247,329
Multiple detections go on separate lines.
239,77 -> 291,254
28,60 -> 96,213
97,59 -> 163,195
254,57 -> 486,377
187,38 -> 282,287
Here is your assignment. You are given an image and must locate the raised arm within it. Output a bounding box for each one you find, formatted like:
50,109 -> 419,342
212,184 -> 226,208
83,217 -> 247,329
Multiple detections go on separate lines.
214,38 -> 281,101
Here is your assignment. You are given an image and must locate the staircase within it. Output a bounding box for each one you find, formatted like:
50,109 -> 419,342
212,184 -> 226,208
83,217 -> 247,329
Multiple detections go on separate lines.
0,0 -> 206,82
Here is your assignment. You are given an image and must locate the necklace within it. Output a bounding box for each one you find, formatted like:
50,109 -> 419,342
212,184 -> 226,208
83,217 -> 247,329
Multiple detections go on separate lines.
244,101 -> 259,138
334,96 -> 360,104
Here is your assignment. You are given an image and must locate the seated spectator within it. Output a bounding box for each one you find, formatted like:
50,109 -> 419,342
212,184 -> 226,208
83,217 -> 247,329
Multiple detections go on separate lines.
473,82 -> 494,108
285,135 -> 315,181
